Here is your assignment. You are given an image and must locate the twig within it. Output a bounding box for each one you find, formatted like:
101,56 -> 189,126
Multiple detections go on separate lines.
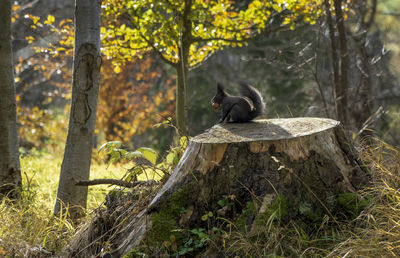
355,106 -> 384,139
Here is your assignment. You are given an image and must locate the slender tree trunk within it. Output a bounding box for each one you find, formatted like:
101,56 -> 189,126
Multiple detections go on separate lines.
353,0 -> 376,131
334,0 -> 349,126
0,0 -> 22,199
174,0 -> 192,136
324,0 -> 339,116
175,62 -> 188,136
54,0 -> 102,219
356,42 -> 372,129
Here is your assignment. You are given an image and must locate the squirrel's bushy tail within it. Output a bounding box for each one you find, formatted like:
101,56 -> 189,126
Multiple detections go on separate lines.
238,81 -> 265,120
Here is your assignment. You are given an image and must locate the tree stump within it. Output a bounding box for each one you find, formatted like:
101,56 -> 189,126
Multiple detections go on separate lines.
68,118 -> 369,257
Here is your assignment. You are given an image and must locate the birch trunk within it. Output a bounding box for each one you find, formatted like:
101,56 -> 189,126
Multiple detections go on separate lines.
0,0 -> 22,198
54,0 -> 102,219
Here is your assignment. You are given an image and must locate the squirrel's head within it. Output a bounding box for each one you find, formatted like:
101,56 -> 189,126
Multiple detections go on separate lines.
211,83 -> 226,109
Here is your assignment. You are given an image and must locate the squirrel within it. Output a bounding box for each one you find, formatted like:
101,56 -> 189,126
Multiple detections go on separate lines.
211,81 -> 265,123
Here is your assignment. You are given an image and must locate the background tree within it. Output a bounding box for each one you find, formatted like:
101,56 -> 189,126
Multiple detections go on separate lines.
102,0 -> 342,135
324,0 -> 350,126
54,0 -> 102,219
0,0 -> 22,198
315,0 -> 398,134
102,0 -> 273,135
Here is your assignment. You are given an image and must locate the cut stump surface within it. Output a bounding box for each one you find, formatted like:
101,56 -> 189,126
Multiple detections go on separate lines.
193,117 -> 340,143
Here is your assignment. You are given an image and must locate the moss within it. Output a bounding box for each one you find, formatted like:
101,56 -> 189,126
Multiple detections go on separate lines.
123,248 -> 148,258
145,183 -> 197,246
337,192 -> 371,218
235,201 -> 258,231
298,201 -> 323,222
255,195 -> 289,226
234,195 -> 290,232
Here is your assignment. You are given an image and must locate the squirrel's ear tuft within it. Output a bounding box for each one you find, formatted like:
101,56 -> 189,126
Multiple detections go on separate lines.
217,83 -> 224,91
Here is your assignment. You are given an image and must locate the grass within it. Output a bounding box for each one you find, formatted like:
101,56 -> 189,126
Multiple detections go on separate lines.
1,139 -> 400,257
0,147 -> 126,256
326,140 -> 400,257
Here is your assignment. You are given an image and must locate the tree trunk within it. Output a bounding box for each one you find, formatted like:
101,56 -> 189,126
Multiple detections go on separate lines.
174,0 -> 192,136
175,63 -> 188,136
334,0 -> 350,126
0,0 -> 22,198
67,118 -> 369,257
324,0 -> 340,118
54,0 -> 102,219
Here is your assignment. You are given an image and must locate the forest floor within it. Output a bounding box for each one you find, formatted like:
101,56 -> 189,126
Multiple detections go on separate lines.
1,140 -> 400,257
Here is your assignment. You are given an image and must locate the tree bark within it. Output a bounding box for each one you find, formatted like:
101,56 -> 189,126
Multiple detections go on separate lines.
175,63 -> 188,136
54,0 -> 102,219
67,118 -> 369,257
173,0 -> 193,136
324,0 -> 340,117
334,0 -> 350,126
0,0 -> 22,198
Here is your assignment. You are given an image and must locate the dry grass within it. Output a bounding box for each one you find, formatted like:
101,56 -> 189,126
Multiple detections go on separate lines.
327,140 -> 400,257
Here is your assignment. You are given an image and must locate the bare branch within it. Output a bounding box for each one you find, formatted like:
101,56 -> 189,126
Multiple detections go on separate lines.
364,0 -> 377,29
76,179 -> 157,188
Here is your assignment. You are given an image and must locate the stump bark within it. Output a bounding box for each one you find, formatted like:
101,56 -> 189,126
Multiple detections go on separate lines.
69,118 -> 369,257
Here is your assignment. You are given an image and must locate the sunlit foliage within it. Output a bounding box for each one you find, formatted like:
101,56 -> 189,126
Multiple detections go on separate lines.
97,57 -> 176,141
17,11 -> 176,145
101,0 -> 345,69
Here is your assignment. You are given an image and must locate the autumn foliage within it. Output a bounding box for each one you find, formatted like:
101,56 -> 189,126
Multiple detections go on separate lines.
97,57 -> 176,141
14,12 -> 176,147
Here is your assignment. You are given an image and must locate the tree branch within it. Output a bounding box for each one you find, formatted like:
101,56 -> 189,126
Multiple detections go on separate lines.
364,0 -> 377,29
121,13 -> 178,68
191,23 -> 286,45
76,179 -> 157,188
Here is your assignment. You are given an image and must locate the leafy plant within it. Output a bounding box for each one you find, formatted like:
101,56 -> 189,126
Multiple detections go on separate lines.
98,141 -> 157,165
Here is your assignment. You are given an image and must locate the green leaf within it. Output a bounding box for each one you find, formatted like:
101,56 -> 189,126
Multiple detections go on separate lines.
109,150 -> 121,163
98,141 -> 121,153
126,166 -> 145,180
124,150 -> 144,160
179,136 -> 188,148
136,147 -> 157,165
166,152 -> 176,164
153,119 -> 170,128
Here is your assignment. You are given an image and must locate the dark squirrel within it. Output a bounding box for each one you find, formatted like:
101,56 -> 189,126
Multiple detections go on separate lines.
211,81 -> 265,123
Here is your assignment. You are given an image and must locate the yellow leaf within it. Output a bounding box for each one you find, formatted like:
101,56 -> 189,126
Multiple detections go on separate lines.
32,16 -> 40,24
44,14 -> 55,25
228,11 -> 237,18
25,36 -> 35,43
12,4 -> 21,12
155,94 -> 161,106
114,65 -> 121,74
